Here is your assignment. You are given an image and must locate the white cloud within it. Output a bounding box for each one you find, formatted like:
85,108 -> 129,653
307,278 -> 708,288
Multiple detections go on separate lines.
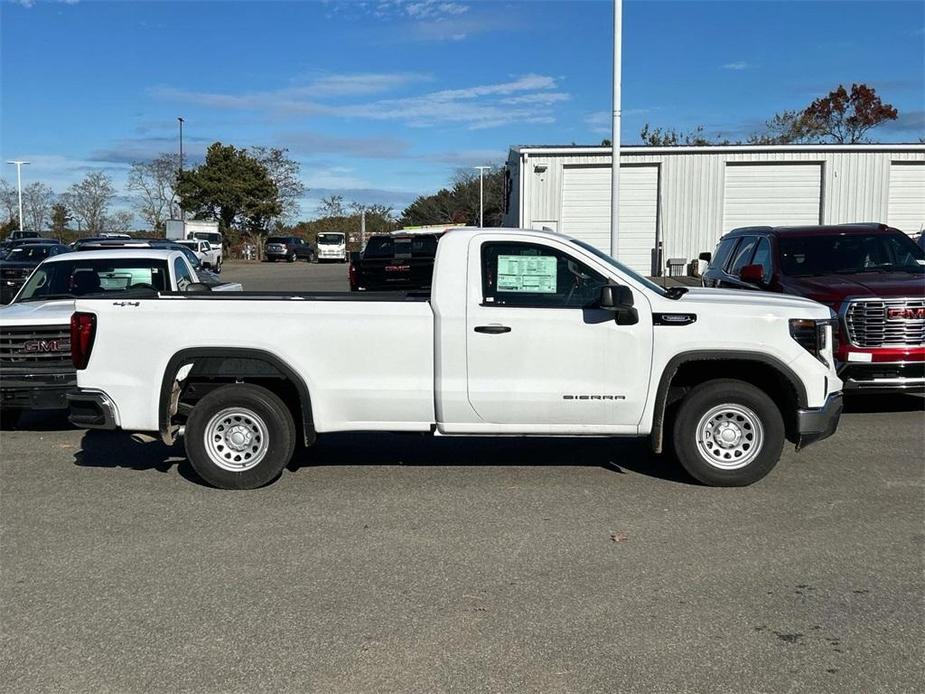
721,61 -> 750,71
152,73 -> 566,130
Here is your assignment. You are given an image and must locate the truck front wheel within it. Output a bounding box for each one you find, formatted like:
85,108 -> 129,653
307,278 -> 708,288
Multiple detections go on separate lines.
672,379 -> 784,486
184,384 -> 296,489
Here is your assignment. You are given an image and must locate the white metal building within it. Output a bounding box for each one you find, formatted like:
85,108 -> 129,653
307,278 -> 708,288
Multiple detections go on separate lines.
502,144 -> 925,275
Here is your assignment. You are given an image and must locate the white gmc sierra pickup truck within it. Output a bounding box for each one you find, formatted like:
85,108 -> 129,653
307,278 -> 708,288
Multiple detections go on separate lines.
67,228 -> 843,489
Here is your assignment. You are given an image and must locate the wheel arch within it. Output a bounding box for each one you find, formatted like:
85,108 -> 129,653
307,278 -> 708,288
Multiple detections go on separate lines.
159,347 -> 315,447
650,350 -> 807,454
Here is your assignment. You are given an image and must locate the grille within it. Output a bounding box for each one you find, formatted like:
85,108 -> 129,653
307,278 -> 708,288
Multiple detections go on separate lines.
0,325 -> 73,371
845,298 -> 925,348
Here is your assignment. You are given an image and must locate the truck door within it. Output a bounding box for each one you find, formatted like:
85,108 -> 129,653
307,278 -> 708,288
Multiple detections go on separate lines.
465,236 -> 653,430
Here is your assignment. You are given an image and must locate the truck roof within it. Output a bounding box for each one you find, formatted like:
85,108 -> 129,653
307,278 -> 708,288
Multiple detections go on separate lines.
42,248 -> 183,263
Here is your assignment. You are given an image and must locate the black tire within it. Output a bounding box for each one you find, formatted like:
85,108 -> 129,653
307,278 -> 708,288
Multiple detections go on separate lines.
184,384 -> 296,490
287,252 -> 296,263
0,407 -> 22,430
671,379 -> 784,486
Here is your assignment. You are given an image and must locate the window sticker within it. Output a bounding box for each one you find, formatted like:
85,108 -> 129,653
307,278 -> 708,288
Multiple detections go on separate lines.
496,255 -> 557,293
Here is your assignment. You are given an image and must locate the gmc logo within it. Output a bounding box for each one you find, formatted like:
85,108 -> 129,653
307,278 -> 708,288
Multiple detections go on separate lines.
886,307 -> 925,320
22,339 -> 70,353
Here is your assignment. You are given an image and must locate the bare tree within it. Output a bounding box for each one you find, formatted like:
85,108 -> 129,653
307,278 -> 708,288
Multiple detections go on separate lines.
103,210 -> 135,234
127,153 -> 180,232
0,178 -> 18,224
22,181 -> 55,232
63,171 -> 115,235
249,146 -> 305,224
317,194 -> 346,218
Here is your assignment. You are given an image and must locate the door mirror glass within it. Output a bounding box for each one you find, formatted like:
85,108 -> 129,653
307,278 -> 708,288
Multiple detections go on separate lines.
698,251 -> 712,262
739,263 -> 764,285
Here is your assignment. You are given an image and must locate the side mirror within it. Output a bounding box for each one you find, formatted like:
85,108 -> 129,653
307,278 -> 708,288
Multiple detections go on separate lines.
598,285 -> 639,325
184,282 -> 213,293
738,264 -> 764,285
698,251 -> 712,263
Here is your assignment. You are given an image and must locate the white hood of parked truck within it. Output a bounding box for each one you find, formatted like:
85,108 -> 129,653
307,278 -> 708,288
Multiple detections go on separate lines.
0,299 -> 75,327
671,287 -> 832,318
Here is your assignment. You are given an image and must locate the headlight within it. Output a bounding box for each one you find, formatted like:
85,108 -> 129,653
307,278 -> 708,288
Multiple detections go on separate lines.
789,318 -> 836,366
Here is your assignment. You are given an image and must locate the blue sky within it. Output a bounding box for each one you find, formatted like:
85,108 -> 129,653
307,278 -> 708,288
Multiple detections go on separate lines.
1,0 -> 923,222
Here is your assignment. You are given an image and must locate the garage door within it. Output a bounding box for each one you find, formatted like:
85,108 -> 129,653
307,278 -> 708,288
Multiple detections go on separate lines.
560,165 -> 658,274
723,163 -> 822,231
887,162 -> 925,235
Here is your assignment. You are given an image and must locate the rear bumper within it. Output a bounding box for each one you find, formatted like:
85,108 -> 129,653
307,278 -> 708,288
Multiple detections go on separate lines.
838,361 -> 925,393
66,390 -> 118,429
795,392 -> 843,450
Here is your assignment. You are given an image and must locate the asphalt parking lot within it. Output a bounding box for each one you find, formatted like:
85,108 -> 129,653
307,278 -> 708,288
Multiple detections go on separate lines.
1,261 -> 923,693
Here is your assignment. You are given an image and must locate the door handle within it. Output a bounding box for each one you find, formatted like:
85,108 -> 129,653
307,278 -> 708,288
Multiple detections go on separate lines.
474,325 -> 511,334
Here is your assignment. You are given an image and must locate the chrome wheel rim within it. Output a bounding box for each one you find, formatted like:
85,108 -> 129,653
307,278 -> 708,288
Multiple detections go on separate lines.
204,407 -> 269,472
695,403 -> 763,470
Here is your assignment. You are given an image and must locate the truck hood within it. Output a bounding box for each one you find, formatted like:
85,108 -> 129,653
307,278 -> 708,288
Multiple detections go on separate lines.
0,299 -> 74,327
781,271 -> 925,305
673,286 -> 831,317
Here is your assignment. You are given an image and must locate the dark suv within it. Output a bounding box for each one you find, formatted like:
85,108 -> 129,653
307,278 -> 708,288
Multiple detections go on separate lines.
265,236 -> 315,262
701,223 -> 925,393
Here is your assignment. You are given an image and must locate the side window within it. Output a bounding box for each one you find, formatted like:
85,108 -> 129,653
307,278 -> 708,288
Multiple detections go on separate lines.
728,236 -> 758,274
173,257 -> 193,290
711,238 -> 738,271
481,241 -> 609,308
751,237 -> 773,283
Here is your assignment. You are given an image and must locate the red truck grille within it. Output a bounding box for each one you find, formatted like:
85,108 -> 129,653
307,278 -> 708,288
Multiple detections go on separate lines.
845,298 -> 925,348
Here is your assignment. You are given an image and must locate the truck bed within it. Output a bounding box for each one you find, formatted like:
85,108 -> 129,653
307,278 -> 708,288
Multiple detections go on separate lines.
74,293 -> 437,434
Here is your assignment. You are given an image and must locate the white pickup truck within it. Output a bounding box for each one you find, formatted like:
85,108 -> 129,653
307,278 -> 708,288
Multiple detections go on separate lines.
67,228 -> 843,489
0,249 -> 240,428
176,239 -> 222,272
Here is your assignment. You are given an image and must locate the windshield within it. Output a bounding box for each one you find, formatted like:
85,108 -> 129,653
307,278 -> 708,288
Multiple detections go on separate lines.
364,235 -> 438,259
192,232 -> 221,245
779,232 -> 925,276
318,233 -> 345,245
570,239 -> 667,295
4,245 -> 57,262
266,237 -> 289,245
17,258 -> 171,302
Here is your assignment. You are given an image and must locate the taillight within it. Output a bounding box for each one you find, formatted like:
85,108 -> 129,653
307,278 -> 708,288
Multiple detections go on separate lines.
70,312 -> 97,370
348,261 -> 357,290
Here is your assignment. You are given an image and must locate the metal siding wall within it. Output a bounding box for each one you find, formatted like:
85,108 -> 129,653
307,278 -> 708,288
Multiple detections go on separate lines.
516,147 -> 925,267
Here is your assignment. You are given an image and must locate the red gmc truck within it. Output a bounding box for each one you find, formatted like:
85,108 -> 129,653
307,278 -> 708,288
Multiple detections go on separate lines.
701,223 -> 925,393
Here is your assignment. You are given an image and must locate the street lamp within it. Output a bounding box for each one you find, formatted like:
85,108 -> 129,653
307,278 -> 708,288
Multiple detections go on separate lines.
6,160 -> 30,231
610,0 -> 623,258
474,166 -> 490,228
177,117 -> 185,222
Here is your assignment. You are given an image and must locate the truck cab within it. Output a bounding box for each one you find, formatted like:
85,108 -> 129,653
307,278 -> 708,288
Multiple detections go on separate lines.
316,232 -> 347,262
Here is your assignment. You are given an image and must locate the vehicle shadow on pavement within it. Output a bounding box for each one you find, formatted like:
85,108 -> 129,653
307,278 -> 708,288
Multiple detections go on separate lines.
288,433 -> 697,485
72,430 -> 205,486
70,429 -> 696,485
843,393 -> 924,414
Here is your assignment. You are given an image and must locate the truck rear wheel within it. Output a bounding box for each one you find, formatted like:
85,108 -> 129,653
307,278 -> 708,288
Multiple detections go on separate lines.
184,384 -> 295,489
671,379 -> 784,486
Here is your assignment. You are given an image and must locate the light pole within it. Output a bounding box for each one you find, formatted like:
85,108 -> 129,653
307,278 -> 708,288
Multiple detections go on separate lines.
6,160 -> 30,231
610,0 -> 623,258
177,117 -> 185,222
474,166 -> 490,227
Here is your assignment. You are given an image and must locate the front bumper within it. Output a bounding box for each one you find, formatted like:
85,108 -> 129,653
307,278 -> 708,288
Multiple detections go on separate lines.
1,372 -> 77,411
838,362 -> 925,393
67,390 -> 118,429
795,391 -> 843,450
